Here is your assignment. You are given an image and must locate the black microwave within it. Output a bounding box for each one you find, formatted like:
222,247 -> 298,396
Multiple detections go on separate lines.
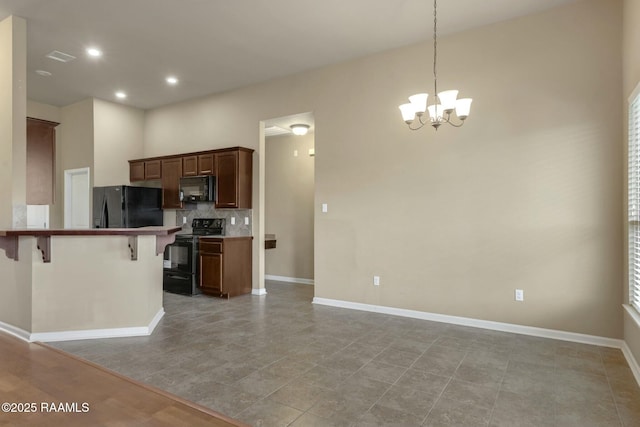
179,176 -> 215,202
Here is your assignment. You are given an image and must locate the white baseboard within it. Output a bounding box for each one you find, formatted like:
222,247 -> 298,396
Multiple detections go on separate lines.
0,308 -> 165,343
265,275 -> 314,285
622,305 -> 640,385
0,320 -> 31,342
312,297 -> 624,349
147,307 -> 165,334
252,288 -> 268,296
622,341 -> 640,386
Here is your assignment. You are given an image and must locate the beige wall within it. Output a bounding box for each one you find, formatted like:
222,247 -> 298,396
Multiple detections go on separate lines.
265,133 -> 314,280
31,235 -> 162,332
52,98 -> 94,228
0,16 -> 31,331
623,0 -> 640,366
143,0 -> 623,338
93,98 -> 145,187
0,16 -> 27,228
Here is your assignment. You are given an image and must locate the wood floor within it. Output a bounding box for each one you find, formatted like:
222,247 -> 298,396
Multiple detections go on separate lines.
0,332 -> 247,427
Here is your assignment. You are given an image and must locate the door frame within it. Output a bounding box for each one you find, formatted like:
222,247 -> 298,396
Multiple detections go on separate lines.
64,167 -> 91,229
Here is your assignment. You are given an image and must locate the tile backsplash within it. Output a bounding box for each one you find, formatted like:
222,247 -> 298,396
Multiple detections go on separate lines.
176,203 -> 252,236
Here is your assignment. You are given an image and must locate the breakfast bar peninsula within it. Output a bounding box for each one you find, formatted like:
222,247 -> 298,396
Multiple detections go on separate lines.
0,227 -> 181,342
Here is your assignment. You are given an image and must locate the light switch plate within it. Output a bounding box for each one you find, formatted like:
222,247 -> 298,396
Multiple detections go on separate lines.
244,217 -> 249,225
231,217 -> 236,225
322,203 -> 328,213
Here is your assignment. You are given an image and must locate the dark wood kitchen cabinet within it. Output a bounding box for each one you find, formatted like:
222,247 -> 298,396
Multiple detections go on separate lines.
26,118 -> 59,205
198,153 -> 214,175
145,160 -> 162,180
184,153 -> 214,176
182,155 -> 198,177
129,159 -> 162,182
128,146 -> 253,208
199,237 -> 252,298
129,160 -> 145,182
161,157 -> 182,209
215,148 -> 253,209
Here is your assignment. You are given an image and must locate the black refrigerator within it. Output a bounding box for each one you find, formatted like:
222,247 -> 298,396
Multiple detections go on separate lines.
93,186 -> 163,228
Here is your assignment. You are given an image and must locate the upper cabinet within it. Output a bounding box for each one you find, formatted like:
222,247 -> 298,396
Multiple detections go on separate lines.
27,117 -> 59,205
161,157 -> 183,209
128,147 -> 253,209
198,153 -> 214,175
182,155 -> 198,177
129,159 -> 161,182
129,161 -> 145,182
145,160 -> 162,180
215,148 -> 253,209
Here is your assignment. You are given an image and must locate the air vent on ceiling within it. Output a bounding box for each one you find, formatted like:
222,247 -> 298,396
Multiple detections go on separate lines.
45,50 -> 76,63
264,126 -> 290,137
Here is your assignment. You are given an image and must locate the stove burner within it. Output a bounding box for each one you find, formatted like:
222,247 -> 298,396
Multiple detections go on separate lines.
191,218 -> 225,236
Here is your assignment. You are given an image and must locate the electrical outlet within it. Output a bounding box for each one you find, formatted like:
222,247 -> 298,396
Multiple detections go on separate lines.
231,217 -> 236,225
373,276 -> 380,286
322,203 -> 328,213
182,216 -> 187,224
515,289 -> 524,302
244,217 -> 249,225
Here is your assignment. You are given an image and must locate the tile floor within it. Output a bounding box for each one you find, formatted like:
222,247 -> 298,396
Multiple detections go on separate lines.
53,282 -> 640,427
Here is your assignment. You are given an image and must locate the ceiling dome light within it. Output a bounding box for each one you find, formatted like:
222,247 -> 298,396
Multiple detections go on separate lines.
290,124 -> 310,136
166,76 -> 179,85
115,91 -> 127,99
87,47 -> 102,57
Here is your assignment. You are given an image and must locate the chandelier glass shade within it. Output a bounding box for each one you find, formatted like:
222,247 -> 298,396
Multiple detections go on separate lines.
399,0 -> 472,130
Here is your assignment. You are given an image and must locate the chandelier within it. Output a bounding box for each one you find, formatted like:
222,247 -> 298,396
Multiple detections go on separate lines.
398,0 -> 472,130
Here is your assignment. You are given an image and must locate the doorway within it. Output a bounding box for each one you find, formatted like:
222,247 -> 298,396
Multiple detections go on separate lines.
64,167 -> 90,229
261,113 -> 315,291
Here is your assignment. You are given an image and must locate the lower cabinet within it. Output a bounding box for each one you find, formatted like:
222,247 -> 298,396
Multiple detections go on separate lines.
199,237 -> 252,298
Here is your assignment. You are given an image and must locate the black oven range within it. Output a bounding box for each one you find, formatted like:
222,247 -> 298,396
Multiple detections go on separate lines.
163,218 -> 225,295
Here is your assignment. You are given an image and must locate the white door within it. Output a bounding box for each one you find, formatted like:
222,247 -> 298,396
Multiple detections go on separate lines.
64,167 -> 90,229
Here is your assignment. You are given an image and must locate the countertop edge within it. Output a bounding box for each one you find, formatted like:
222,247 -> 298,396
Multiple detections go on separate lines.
0,227 -> 183,237
197,235 -> 254,240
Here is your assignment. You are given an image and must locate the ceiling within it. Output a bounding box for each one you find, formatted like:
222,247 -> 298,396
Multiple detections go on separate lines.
0,0 -> 577,110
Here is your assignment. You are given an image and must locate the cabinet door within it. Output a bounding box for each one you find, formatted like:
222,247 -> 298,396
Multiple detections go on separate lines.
161,158 -> 182,209
215,151 -> 239,208
182,155 -> 198,177
129,161 -> 145,182
198,153 -> 214,175
145,160 -> 162,180
26,118 -> 58,205
200,252 -> 223,294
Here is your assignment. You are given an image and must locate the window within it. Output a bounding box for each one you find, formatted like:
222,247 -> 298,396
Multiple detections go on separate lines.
629,85 -> 640,312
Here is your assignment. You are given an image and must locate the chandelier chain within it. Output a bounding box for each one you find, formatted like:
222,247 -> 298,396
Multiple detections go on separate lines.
433,0 -> 438,102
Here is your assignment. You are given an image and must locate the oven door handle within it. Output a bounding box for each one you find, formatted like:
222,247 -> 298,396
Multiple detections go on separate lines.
166,275 -> 190,281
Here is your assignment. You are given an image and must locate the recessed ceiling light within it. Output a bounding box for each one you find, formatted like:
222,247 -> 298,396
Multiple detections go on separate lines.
115,91 -> 127,99
166,76 -> 178,85
35,70 -> 52,77
86,47 -> 102,57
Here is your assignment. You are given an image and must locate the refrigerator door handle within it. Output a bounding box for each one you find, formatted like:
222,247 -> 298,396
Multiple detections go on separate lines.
99,196 -> 107,228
